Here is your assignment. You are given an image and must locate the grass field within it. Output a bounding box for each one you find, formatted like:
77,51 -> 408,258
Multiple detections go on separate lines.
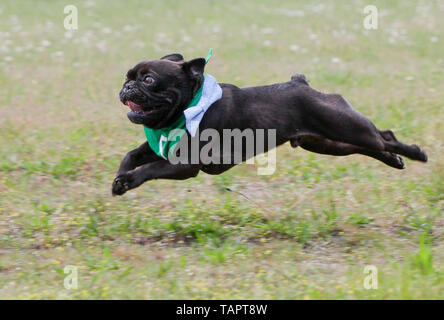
0,0 -> 443,299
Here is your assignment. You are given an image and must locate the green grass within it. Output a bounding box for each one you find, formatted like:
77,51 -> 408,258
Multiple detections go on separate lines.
0,0 -> 444,299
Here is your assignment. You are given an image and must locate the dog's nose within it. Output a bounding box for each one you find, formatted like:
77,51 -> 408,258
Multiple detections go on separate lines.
123,81 -> 134,92
122,85 -> 130,94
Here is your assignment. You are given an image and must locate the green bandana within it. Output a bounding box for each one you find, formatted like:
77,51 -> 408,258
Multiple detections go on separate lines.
143,82 -> 203,159
143,49 -> 214,159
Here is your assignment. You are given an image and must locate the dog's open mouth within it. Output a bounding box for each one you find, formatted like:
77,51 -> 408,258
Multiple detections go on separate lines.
125,101 -> 159,115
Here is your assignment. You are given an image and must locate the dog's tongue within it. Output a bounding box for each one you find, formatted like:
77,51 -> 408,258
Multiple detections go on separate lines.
126,101 -> 144,112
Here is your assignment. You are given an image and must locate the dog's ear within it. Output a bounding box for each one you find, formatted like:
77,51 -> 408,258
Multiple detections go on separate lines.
182,58 -> 206,80
160,53 -> 184,62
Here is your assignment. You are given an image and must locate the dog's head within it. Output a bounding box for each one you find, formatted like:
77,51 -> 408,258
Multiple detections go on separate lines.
119,53 -> 205,128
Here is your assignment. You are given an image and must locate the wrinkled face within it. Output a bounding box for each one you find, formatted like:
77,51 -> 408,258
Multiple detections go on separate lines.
119,53 -> 205,128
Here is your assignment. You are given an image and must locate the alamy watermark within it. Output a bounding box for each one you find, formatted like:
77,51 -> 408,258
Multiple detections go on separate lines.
363,5 -> 378,30
64,5 -> 78,30
363,265 -> 378,290
164,128 -> 277,175
64,265 -> 78,290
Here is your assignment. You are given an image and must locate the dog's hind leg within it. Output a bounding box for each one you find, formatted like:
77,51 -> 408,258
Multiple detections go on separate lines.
290,133 -> 405,169
300,90 -> 427,163
378,129 -> 428,162
301,93 -> 387,151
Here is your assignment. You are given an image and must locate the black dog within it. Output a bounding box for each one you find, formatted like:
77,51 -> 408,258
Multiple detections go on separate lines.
112,53 -> 427,196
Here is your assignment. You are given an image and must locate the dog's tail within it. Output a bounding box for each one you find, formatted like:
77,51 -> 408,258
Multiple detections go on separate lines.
291,73 -> 309,85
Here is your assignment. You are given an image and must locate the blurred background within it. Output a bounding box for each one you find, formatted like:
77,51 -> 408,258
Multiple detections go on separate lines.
0,0 -> 443,299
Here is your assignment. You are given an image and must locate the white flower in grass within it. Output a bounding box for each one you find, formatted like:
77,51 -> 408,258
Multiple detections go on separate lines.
331,57 -> 341,64
65,30 -> 74,39
279,10 -> 305,17
96,41 -> 107,52
308,33 -> 317,40
263,40 -> 271,46
405,76 -> 414,81
10,15 -> 19,24
41,40 -> 51,47
310,4 -> 325,13
156,33 -> 166,40
45,21 -> 54,29
123,25 -> 134,32
430,36 -> 438,43
84,1 -> 95,8
134,41 -> 145,48
290,44 -> 300,52
261,27 -> 274,34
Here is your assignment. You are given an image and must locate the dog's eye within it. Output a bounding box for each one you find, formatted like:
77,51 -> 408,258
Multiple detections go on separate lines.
144,76 -> 155,85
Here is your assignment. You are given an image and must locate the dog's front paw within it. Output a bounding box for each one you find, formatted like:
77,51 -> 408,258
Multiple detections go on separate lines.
112,174 -> 132,196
